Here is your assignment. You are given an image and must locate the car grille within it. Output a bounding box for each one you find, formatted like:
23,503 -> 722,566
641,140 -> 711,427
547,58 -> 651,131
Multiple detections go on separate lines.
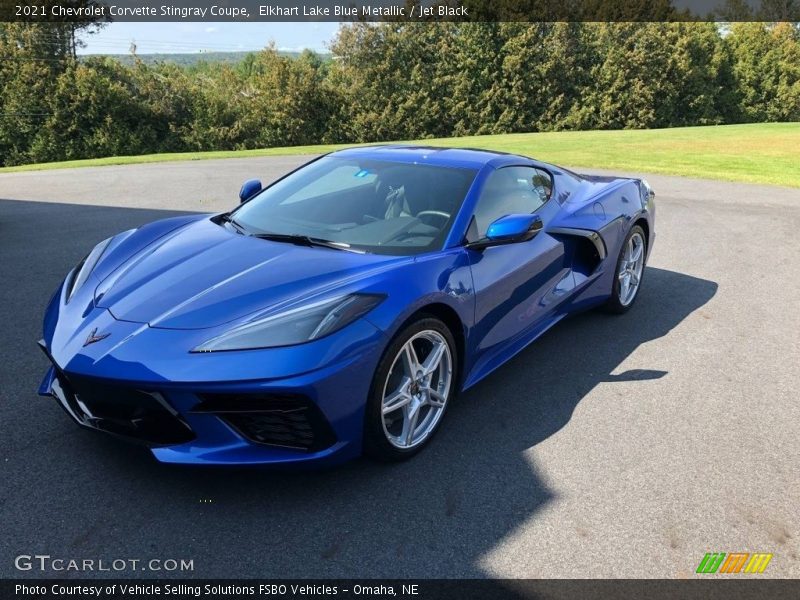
52,372 -> 195,446
192,393 -> 336,452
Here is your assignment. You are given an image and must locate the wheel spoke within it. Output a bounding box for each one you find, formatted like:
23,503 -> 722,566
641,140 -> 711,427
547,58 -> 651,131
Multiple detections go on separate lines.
420,341 -> 446,376
630,271 -> 640,286
620,274 -> 631,301
630,241 -> 643,263
383,378 -> 412,415
402,404 -> 420,446
401,342 -> 420,376
428,388 -> 446,408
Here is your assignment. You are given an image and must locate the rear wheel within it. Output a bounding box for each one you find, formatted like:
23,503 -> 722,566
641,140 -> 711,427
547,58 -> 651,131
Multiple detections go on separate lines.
604,225 -> 646,314
363,317 -> 457,461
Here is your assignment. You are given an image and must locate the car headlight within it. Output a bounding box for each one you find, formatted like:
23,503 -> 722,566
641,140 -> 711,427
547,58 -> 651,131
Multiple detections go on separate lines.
192,293 -> 385,352
65,237 -> 112,303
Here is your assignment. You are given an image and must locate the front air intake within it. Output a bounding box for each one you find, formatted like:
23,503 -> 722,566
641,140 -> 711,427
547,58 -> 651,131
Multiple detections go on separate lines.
191,393 -> 337,452
53,373 -> 195,446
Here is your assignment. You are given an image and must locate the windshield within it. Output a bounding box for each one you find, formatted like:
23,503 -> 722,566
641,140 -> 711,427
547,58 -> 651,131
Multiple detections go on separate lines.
231,156 -> 478,255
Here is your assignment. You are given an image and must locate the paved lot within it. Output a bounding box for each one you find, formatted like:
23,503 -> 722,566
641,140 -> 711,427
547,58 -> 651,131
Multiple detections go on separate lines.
1,158 -> 798,579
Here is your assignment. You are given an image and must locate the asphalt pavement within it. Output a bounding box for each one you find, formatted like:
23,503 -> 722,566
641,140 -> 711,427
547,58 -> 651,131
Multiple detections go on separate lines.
1,157 -> 798,579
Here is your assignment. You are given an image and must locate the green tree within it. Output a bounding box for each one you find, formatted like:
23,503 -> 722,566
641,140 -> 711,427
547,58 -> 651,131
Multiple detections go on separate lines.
328,22 -> 460,141
0,21 -> 104,165
448,23 -> 506,136
728,22 -> 800,122
30,58 -> 167,161
497,23 -> 597,132
0,24 -> 62,164
578,23 -> 728,129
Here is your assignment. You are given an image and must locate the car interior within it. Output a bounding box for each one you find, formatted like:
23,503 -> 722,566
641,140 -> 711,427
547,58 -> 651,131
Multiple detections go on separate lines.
238,160 -> 478,253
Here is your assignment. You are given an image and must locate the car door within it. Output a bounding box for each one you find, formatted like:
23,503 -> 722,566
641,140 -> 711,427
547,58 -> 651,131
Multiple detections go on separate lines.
465,166 -> 573,380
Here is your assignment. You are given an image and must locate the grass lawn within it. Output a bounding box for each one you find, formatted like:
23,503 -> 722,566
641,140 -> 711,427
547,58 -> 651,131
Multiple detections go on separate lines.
2,123 -> 798,188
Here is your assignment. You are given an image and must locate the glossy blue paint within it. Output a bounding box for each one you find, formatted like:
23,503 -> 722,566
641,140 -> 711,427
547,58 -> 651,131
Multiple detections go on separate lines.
238,178 -> 262,203
485,213 -> 542,243
39,146 -> 655,466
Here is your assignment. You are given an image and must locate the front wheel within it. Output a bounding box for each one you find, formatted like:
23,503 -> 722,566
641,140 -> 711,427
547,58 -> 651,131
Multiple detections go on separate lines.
363,317 -> 457,461
604,225 -> 646,314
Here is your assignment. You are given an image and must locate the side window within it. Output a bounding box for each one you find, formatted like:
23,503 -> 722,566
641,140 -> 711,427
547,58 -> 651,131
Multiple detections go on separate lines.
471,166 -> 553,237
531,169 -> 553,203
280,165 -> 377,205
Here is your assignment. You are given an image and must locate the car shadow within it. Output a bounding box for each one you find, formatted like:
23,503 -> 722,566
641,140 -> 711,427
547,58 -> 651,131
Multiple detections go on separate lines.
0,200 -> 717,579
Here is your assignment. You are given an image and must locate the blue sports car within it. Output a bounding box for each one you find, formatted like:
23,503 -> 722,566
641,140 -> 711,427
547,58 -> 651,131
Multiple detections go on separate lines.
38,146 -> 655,465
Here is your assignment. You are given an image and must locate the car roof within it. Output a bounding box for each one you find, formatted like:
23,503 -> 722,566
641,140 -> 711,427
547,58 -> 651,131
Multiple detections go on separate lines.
330,145 -> 535,170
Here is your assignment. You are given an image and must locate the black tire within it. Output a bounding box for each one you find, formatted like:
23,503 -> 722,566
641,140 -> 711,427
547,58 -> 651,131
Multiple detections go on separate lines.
363,316 -> 458,462
603,224 -> 647,314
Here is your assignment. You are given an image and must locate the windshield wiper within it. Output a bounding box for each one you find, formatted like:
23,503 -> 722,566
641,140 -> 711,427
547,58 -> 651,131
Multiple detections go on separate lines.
250,232 -> 364,253
219,213 -> 247,235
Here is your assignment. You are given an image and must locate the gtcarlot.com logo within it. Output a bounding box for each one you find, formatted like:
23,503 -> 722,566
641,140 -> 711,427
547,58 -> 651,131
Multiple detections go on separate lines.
14,554 -> 194,572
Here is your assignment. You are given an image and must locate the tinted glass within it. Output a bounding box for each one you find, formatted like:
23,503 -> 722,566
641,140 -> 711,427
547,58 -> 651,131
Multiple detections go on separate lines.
233,156 -> 477,255
471,166 -> 552,237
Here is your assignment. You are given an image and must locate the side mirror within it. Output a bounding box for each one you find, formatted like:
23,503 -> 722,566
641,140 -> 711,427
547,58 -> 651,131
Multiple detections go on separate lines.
239,179 -> 262,203
467,214 -> 543,250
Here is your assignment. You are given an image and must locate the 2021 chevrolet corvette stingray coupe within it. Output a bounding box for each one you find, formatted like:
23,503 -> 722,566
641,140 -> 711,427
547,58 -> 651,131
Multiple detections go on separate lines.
38,146 -> 655,465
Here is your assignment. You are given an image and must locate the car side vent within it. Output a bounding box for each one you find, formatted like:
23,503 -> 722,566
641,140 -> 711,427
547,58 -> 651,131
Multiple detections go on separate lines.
549,227 -> 607,277
572,236 -> 603,276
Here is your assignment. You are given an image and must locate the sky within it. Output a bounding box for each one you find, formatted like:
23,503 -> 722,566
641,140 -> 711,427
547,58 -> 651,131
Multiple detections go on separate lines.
77,22 -> 341,55
72,2 -> 734,56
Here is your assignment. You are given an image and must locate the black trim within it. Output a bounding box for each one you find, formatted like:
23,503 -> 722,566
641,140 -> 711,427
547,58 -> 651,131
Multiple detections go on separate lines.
548,226 -> 607,260
38,343 -> 194,447
193,393 -> 337,452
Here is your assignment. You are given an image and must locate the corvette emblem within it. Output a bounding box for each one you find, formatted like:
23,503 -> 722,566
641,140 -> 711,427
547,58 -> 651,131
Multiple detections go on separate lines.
83,328 -> 110,347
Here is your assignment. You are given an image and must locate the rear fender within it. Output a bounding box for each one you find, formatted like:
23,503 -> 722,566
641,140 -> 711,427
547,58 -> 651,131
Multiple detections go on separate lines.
548,179 -> 647,273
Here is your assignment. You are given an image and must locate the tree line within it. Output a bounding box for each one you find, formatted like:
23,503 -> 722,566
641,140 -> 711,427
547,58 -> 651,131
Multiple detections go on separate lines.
1,21 -> 798,167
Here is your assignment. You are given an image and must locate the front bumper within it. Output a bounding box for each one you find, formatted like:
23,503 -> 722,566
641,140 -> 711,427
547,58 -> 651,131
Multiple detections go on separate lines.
38,298 -> 386,466
38,345 -> 380,466
40,356 -> 195,447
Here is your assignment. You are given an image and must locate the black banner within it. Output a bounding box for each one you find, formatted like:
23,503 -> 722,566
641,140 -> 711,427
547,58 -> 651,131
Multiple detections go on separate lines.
1,0 -> 799,22
3,580 -> 800,600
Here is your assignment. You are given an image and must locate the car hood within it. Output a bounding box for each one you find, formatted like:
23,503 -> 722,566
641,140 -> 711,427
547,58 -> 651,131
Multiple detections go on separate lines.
94,217 -> 405,330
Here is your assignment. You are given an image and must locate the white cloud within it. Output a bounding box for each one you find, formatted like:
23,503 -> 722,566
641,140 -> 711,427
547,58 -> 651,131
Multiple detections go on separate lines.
205,27 -> 218,33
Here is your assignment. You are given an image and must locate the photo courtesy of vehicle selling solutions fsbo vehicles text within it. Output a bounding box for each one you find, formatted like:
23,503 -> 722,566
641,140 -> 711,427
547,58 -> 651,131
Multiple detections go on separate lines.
1,1 -> 799,599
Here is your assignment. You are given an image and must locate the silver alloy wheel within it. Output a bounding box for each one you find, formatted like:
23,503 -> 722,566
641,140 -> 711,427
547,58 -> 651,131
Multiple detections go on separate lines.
381,330 -> 453,449
618,231 -> 645,306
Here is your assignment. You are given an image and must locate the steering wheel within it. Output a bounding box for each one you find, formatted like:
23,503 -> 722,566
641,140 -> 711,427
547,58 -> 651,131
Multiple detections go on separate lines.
416,210 -> 451,229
